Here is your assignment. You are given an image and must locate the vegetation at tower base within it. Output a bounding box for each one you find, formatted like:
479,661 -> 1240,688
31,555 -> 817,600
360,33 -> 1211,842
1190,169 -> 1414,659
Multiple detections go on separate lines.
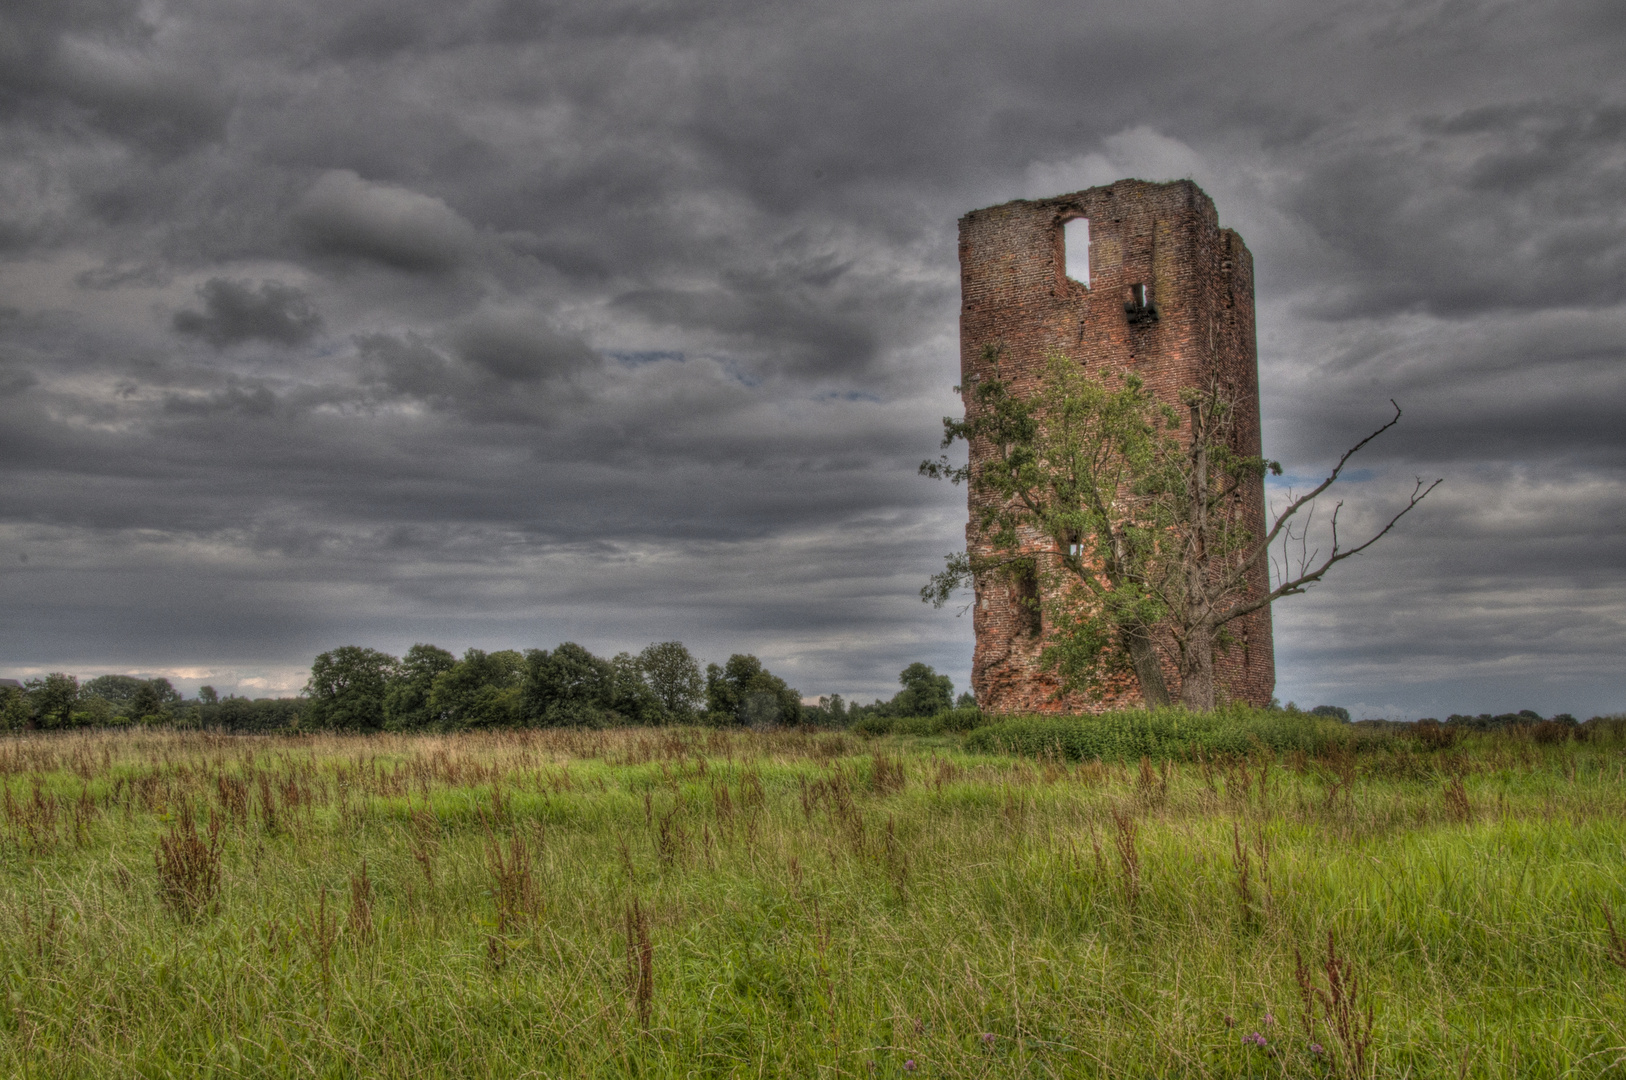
923,349 -> 1442,712
963,704 -> 1342,760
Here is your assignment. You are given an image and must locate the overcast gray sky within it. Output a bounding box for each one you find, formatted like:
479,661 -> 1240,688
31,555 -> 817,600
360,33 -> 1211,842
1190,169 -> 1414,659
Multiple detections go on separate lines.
1,0 -> 1622,718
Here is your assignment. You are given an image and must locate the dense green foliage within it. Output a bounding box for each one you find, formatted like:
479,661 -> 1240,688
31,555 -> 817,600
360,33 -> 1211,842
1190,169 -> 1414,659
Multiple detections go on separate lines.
81,674 -> 182,716
638,641 -> 706,721
295,641 -> 804,732
301,641 -> 792,731
704,654 -> 802,726
305,646 -> 397,730
0,642 -> 791,734
964,705 -> 1346,761
382,643 -> 457,730
193,696 -> 305,733
1,673 -> 192,732
923,353 -> 1192,703
850,704 -> 987,737
1,724 -> 1624,1078
829,663 -> 965,730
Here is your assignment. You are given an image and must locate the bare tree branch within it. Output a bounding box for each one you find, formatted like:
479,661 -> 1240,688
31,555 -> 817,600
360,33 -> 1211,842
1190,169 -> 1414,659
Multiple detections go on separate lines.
1218,475 -> 1441,624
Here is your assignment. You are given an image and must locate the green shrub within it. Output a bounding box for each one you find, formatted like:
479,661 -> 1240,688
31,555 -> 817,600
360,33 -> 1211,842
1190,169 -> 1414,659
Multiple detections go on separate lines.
962,705 -> 1342,762
850,712 -> 897,735
934,705 -> 987,733
892,714 -> 944,736
854,705 -> 987,737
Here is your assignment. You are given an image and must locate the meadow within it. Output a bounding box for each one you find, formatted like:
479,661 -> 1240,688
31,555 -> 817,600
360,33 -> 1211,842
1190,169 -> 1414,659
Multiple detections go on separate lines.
1,720 -> 1624,1078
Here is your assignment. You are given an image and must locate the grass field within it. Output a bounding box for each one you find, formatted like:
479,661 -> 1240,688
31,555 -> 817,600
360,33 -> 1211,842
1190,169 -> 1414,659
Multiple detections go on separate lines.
2,723 -> 1624,1078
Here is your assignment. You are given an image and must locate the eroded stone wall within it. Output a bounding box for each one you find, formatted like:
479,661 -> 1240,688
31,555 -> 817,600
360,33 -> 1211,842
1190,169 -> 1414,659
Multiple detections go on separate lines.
958,179 -> 1275,713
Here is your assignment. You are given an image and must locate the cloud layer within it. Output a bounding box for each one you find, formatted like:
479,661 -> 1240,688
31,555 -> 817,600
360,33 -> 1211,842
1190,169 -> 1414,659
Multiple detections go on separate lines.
0,0 -> 1622,715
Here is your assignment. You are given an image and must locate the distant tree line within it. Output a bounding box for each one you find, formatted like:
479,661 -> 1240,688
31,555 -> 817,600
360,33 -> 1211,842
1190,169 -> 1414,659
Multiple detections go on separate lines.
0,660 -> 1604,737
0,672 -> 303,733
300,642 -> 805,731
302,643 -> 970,733
0,642 -> 968,734
1272,703 -> 1585,729
812,662 -> 977,731
1437,709 -> 1579,729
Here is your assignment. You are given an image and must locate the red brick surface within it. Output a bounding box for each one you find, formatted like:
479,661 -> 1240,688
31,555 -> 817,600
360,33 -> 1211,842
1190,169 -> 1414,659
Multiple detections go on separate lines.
958,179 -> 1275,713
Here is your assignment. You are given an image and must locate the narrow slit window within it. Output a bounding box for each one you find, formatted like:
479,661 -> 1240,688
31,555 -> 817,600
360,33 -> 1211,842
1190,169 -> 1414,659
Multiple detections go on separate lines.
1012,558 -> 1042,636
1063,218 -> 1090,287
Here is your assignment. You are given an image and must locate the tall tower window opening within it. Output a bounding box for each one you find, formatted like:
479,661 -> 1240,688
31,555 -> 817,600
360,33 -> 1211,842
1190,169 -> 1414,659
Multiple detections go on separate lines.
1063,218 -> 1090,287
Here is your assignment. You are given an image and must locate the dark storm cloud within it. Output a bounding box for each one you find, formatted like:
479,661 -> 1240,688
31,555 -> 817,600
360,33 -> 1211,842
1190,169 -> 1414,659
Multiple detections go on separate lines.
52,41 -> 233,156
0,0 -> 1622,712
292,170 -> 482,273
172,279 -> 322,347
449,310 -> 598,383
0,2 -> 232,159
1284,99 -> 1626,320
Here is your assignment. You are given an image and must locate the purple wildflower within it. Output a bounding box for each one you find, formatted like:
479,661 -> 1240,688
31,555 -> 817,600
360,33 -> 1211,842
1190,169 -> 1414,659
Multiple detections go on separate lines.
903,1060 -> 918,1073
1263,1012 -> 1276,1026
1245,1032 -> 1268,1048
981,1033 -> 996,1046
1223,1013 -> 1235,1028
1310,1043 -> 1325,1056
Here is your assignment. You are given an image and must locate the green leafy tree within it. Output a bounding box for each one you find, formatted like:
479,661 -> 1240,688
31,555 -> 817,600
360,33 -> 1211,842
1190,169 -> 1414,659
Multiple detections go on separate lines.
522,643 -> 614,727
197,686 -> 219,705
608,652 -> 663,725
75,695 -> 117,726
214,697 -> 304,733
83,675 -> 181,721
81,675 -> 148,713
924,352 -> 1438,710
27,673 -> 79,729
923,355 -> 1178,701
889,663 -> 954,718
383,643 -> 457,730
637,641 -> 705,722
304,646 -> 398,730
815,693 -> 848,726
705,654 -> 801,726
429,649 -> 525,729
1,683 -> 32,731
140,680 -> 179,722
130,681 -> 163,721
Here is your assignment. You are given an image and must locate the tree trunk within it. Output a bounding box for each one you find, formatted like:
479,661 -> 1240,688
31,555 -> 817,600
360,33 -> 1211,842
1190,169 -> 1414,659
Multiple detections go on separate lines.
1179,404 -> 1217,712
1177,624 -> 1216,711
1125,627 -> 1172,708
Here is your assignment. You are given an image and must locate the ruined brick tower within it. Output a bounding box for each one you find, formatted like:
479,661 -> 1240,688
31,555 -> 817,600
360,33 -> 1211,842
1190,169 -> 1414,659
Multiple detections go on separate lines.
958,179 -> 1275,712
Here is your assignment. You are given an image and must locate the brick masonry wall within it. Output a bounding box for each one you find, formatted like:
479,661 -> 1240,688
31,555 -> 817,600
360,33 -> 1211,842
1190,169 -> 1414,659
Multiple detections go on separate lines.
958,179 -> 1275,713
